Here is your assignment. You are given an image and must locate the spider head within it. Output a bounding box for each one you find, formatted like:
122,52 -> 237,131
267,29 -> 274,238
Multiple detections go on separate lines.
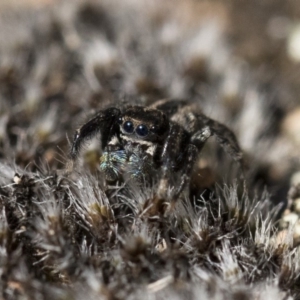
118,106 -> 169,142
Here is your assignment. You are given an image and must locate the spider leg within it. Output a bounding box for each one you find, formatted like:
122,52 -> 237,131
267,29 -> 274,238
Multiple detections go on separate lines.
173,144 -> 198,199
191,126 -> 212,150
69,107 -> 121,162
195,113 -> 244,169
157,123 -> 190,198
167,126 -> 213,198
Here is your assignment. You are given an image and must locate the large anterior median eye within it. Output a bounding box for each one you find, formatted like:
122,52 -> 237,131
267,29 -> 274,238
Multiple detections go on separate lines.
123,121 -> 134,133
136,124 -> 149,137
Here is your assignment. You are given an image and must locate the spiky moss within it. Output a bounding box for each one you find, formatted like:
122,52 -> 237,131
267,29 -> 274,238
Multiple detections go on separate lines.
0,164 -> 298,299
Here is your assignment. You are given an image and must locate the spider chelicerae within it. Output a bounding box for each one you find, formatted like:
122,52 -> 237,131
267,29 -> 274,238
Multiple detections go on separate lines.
69,99 -> 244,198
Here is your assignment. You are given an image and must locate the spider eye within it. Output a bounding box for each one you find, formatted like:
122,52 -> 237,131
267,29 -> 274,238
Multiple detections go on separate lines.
117,117 -> 123,124
150,125 -> 156,132
136,124 -> 149,137
123,121 -> 134,133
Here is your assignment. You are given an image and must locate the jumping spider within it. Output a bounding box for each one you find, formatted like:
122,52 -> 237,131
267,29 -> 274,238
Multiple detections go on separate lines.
69,99 -> 244,198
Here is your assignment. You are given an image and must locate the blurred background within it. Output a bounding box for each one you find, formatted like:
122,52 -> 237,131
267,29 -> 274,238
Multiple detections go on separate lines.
0,0 -> 300,211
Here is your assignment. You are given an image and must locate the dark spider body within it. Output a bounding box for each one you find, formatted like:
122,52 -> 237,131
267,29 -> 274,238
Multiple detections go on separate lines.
69,99 -> 243,198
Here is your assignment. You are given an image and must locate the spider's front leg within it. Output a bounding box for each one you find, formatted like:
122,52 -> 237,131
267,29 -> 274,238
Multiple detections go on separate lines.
67,107 -> 121,171
173,144 -> 198,199
157,123 -> 198,199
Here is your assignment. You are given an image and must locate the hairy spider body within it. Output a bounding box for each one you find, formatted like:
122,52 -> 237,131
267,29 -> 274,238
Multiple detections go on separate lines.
69,99 -> 243,198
